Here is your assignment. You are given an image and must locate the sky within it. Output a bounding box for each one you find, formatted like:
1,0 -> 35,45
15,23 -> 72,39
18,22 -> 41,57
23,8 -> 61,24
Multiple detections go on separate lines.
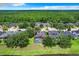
1,3 -> 79,10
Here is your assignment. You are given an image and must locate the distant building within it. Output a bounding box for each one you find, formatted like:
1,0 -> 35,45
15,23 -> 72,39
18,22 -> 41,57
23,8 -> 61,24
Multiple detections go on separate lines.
48,27 -> 57,31
71,30 -> 79,38
48,31 -> 60,38
0,25 -> 3,32
0,23 -> 27,39
70,28 -> 79,31
35,31 -> 46,44
8,25 -> 19,32
18,29 -> 26,31
34,29 -> 79,43
8,23 -> 26,32
35,22 -> 49,27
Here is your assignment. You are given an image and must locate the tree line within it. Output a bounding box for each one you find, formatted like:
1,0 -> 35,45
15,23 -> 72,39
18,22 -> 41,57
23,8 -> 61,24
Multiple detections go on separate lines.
0,10 -> 79,23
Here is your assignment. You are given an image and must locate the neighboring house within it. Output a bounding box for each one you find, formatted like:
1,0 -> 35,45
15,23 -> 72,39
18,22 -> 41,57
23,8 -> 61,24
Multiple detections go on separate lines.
35,22 -> 49,27
71,28 -> 79,31
48,31 -> 60,38
0,31 -> 7,39
0,23 -> 26,39
35,31 -> 46,43
41,27 -> 47,32
0,31 -> 19,39
48,31 -> 72,38
35,30 -> 79,43
7,23 -> 19,32
18,29 -> 26,31
48,27 -> 57,31
8,23 -> 26,32
35,31 -> 46,38
8,25 -> 19,32
71,30 -> 79,38
63,31 -> 72,36
0,25 -> 3,32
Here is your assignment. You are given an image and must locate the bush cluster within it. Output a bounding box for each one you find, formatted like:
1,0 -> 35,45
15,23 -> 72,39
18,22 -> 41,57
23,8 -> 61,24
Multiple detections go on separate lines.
4,32 -> 29,48
42,34 -> 73,48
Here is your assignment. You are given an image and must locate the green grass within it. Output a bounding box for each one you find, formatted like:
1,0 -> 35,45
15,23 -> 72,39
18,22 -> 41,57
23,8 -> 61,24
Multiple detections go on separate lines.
69,39 -> 79,54
0,39 -> 79,56
0,44 -> 70,56
29,37 -> 34,45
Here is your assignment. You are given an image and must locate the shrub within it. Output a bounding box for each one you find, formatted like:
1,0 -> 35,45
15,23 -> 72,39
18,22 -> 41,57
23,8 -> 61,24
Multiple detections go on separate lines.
27,27 -> 34,38
58,35 -> 72,48
34,26 -> 40,34
4,32 -> 29,48
0,40 -> 1,43
42,36 -> 57,48
2,25 -> 8,32
30,22 -> 35,28
18,22 -> 30,28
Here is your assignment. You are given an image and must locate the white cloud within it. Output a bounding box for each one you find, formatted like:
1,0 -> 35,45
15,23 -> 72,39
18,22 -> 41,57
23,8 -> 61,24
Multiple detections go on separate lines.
11,3 -> 25,6
0,5 -> 79,10
26,6 -> 79,10
0,3 -> 25,7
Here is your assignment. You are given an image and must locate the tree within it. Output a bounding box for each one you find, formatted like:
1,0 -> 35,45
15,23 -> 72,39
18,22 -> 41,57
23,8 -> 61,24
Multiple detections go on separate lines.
65,23 -> 74,31
34,26 -> 40,35
42,35 -> 57,48
0,40 -> 1,43
40,17 -> 48,23
53,23 -> 66,31
18,22 -> 29,28
49,22 -> 53,27
27,27 -> 34,38
2,25 -> 8,32
67,26 -> 71,31
58,35 -> 73,48
4,32 -> 29,48
30,22 -> 35,28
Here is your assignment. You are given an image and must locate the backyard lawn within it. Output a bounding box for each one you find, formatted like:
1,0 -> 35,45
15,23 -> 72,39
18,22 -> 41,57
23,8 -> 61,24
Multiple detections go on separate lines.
0,38 -> 79,56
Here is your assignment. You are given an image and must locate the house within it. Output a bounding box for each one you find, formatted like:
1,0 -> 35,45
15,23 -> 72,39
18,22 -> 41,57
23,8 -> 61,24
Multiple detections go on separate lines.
71,30 -> 79,38
8,24 -> 19,32
48,31 -> 60,37
35,22 -> 49,27
0,25 -> 3,32
0,30 -> 22,39
8,23 -> 26,32
48,30 -> 72,38
63,31 -> 72,36
35,31 -> 46,38
8,26 -> 19,32
35,30 -> 74,44
0,33 -> 8,39
0,31 -> 7,39
48,27 -> 57,31
35,31 -> 46,44
71,28 -> 79,31
18,29 -> 26,31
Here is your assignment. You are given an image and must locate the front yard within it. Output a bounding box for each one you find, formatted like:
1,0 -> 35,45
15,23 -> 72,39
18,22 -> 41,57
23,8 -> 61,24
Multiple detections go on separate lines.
0,38 -> 79,56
